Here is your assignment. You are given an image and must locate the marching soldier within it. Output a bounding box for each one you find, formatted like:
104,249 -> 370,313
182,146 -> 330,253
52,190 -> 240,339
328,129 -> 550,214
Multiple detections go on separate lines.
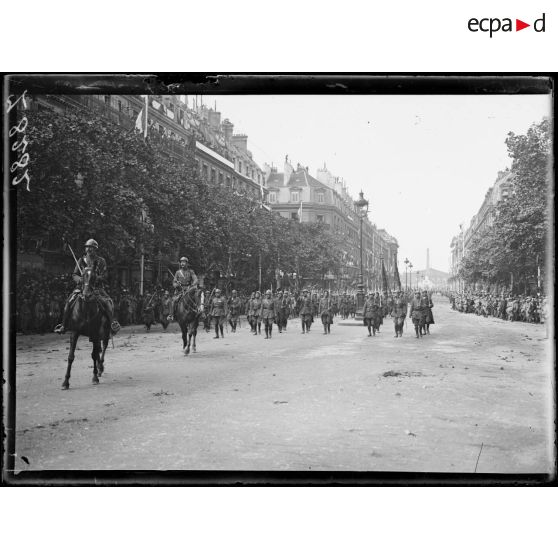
54,238 -> 120,335
261,289 -> 276,339
408,291 -> 425,339
168,256 -> 198,321
319,291 -> 333,334
209,288 -> 227,338
422,291 -> 434,335
391,290 -> 407,338
299,289 -> 314,334
227,289 -> 242,332
251,291 -> 263,335
362,293 -> 375,337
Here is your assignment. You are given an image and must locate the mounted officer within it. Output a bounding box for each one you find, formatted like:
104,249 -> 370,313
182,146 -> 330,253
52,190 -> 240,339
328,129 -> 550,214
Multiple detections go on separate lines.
54,238 -> 120,335
168,256 -> 198,321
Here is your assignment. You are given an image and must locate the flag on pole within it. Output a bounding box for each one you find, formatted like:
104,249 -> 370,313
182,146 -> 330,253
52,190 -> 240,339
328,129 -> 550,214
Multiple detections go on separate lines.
298,200 -> 303,221
135,109 -> 144,134
393,257 -> 402,290
143,95 -> 148,139
381,259 -> 390,292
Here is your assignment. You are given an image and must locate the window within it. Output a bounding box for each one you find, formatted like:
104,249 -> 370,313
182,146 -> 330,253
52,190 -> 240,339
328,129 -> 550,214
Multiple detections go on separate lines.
238,161 -> 243,174
203,164 -> 209,179
317,215 -> 324,223
291,212 -> 299,220
226,176 -> 232,187
317,192 -> 325,203
219,172 -> 224,185
211,168 -> 217,184
268,192 -> 277,203
290,191 -> 299,203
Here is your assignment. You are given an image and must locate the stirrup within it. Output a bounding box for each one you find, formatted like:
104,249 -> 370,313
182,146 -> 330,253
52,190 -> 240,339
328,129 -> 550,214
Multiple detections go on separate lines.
54,324 -> 65,334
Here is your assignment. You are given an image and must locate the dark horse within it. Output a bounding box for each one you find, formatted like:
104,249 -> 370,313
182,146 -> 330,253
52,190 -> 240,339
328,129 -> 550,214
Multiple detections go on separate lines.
175,286 -> 204,355
61,267 -> 111,389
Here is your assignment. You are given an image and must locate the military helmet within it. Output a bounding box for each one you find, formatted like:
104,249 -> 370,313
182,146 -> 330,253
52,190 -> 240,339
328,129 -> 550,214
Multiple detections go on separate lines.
265,289 -> 272,295
232,290 -> 237,295
215,288 -> 221,294
180,256 -> 189,262
85,239 -> 99,249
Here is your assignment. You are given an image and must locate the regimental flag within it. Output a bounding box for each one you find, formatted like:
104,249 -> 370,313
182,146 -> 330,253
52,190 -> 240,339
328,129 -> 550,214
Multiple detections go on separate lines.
381,259 -> 390,292
393,257 -> 402,290
135,109 -> 144,134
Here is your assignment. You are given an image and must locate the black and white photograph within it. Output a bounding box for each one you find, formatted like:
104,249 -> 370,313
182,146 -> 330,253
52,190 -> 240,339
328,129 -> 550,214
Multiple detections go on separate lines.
3,74 -> 555,483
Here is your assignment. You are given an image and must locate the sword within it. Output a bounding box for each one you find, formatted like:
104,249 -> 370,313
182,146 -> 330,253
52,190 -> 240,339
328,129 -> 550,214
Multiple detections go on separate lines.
66,242 -> 83,275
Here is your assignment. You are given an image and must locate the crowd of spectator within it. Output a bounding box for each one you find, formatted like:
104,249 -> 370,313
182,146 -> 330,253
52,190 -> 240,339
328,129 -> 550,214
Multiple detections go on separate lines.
15,269 -> 175,335
447,290 -> 548,324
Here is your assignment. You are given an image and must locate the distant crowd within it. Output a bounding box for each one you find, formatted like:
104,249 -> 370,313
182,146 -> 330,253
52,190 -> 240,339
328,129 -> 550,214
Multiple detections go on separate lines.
447,291 -> 548,324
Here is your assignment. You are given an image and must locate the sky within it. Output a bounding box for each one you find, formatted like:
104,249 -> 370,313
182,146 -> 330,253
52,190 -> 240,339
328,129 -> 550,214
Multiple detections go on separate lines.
202,94 -> 551,272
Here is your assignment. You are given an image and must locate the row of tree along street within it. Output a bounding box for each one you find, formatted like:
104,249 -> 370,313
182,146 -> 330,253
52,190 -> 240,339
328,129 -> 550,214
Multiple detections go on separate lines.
17,104 -> 350,292
456,119 -> 551,295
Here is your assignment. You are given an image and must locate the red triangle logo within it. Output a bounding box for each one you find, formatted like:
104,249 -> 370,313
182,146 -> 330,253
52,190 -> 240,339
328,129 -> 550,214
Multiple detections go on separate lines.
516,19 -> 530,31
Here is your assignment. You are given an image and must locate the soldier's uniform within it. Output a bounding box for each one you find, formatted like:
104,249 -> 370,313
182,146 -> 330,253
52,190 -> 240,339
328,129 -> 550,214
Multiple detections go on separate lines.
421,290 -> 434,334
227,290 -> 242,332
391,291 -> 407,338
209,289 -> 227,338
318,293 -> 333,334
55,239 -> 120,335
362,294 -> 376,337
169,257 -> 198,321
276,291 -> 289,333
261,290 -> 276,339
409,292 -> 425,338
250,292 -> 263,335
299,291 -> 313,334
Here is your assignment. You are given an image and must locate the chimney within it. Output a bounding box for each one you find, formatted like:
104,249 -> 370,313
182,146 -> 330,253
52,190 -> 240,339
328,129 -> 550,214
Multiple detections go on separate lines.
208,109 -> 221,129
222,119 -> 234,143
284,157 -> 294,186
232,134 -> 248,152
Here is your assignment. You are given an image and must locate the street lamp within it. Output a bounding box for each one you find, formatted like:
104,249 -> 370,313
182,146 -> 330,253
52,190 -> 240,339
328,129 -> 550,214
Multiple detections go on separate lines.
416,271 -> 420,290
409,262 -> 413,289
354,191 -> 369,315
404,257 -> 409,291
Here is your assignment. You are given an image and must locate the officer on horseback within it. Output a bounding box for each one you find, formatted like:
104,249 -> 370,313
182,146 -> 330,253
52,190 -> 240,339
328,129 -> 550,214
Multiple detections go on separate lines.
168,256 -> 198,321
54,239 -> 120,335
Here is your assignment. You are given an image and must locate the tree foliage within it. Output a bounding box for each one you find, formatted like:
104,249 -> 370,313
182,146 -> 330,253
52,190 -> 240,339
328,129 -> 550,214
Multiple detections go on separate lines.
459,118 -> 551,293
18,104 -> 346,290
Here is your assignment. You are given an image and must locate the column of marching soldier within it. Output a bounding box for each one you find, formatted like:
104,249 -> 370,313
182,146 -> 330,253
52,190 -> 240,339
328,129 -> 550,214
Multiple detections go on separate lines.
41,242 -> 437,341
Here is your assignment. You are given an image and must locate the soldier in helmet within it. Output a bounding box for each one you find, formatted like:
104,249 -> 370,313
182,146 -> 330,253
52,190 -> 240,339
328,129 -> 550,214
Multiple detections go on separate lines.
261,289 -> 276,339
209,288 -> 227,338
299,289 -> 313,334
168,256 -> 198,321
54,238 -> 120,335
227,289 -> 242,333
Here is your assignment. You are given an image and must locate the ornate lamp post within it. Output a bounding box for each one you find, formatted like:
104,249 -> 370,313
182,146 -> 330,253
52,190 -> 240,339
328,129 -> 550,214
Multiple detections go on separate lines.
409,262 -> 413,290
354,191 -> 369,316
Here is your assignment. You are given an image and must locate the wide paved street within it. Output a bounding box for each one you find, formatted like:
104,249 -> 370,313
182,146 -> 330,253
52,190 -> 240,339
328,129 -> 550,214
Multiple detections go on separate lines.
13,296 -> 553,474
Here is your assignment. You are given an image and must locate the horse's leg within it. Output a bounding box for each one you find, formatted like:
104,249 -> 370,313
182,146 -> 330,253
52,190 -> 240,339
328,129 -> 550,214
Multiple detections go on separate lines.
62,332 -> 79,390
91,341 -> 100,385
186,324 -> 190,355
98,338 -> 108,376
192,323 -> 197,353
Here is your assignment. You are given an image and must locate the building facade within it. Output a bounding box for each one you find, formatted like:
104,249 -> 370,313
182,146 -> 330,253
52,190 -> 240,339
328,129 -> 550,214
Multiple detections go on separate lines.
449,170 -> 513,290
264,159 -> 399,291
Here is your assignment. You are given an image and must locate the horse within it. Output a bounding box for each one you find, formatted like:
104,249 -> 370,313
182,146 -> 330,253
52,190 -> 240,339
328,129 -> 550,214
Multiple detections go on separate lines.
175,286 -> 204,355
61,267 -> 111,390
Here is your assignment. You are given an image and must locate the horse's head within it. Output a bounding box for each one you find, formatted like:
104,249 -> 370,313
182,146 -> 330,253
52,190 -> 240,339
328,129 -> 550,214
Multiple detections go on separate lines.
81,267 -> 96,298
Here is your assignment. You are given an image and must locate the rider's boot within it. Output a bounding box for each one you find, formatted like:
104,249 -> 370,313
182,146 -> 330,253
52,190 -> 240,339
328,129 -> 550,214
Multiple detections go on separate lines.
54,299 -> 72,334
